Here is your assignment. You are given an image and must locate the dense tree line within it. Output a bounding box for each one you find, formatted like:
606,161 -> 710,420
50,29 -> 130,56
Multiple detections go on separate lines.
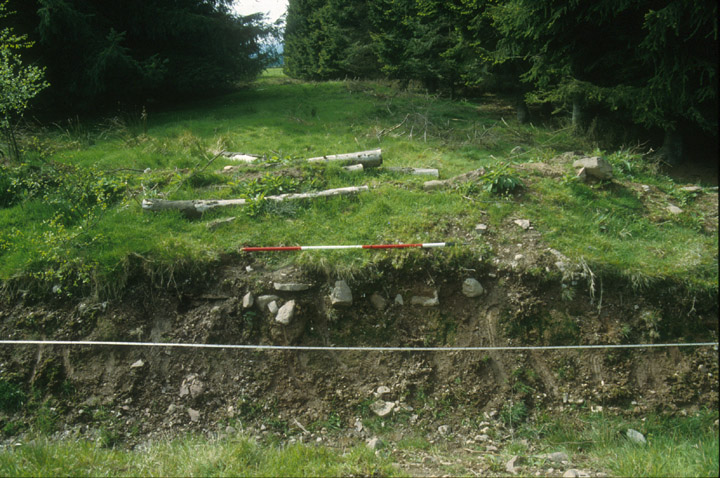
2,0 -> 274,112
285,0 -> 718,161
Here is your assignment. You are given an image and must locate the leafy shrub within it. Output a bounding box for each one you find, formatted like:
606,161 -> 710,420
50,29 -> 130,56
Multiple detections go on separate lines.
500,400 -> 528,427
482,164 -> 524,195
0,379 -> 26,413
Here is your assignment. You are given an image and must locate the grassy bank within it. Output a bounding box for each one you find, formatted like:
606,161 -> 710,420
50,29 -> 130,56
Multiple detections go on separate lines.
0,69 -> 717,299
1,410 -> 716,477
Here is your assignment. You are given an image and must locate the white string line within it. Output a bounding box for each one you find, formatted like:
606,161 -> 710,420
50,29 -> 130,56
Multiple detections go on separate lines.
0,340 -> 717,352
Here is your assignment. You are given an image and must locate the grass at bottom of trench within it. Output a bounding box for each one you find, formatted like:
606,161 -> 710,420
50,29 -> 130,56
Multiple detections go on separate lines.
0,433 -> 401,477
1,410 -> 716,477
505,408 -> 719,478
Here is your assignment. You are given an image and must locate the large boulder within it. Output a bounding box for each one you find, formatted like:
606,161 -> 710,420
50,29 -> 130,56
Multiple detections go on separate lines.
573,156 -> 613,180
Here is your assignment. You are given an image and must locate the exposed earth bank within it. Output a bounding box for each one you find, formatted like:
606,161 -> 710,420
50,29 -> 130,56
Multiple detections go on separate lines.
1,245 -> 717,472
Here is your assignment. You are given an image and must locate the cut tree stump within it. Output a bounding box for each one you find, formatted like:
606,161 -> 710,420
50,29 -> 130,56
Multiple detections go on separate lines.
142,186 -> 370,218
307,149 -> 382,168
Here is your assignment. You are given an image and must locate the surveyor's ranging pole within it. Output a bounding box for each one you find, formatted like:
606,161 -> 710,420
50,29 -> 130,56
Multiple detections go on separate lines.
242,242 -> 454,252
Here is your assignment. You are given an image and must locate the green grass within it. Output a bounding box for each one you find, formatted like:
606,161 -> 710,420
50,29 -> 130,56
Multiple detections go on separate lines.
1,69 -> 717,299
519,409 -> 719,477
1,411 -> 716,477
0,434 -> 400,477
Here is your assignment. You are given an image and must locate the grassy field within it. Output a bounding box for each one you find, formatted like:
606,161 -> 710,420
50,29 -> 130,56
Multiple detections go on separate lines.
0,68 -> 717,300
1,410 -> 716,477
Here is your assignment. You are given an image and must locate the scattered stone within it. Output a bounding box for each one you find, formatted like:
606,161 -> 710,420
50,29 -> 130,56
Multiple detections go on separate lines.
330,280 -> 353,307
410,291 -> 439,307
130,359 -> 145,369
370,400 -> 395,417
626,428 -> 646,444
423,180 -> 446,191
274,282 -> 312,292
563,470 -> 591,478
354,418 -> 363,432
242,292 -> 254,309
187,408 -> 200,422
506,455 -> 525,475
268,301 -> 279,315
166,404 -> 176,414
666,204 -> 683,215
375,386 -> 391,397
537,451 -> 570,463
366,437 -> 380,449
641,184 -> 651,192
513,219 -> 531,230
370,293 -> 387,311
206,217 -> 236,230
246,265 -> 253,272
573,156 -> 613,180
257,295 -> 280,311
462,278 -> 484,298
486,445 -> 499,452
474,434 -> 490,442
475,223 -> 488,234
394,294 -> 404,306
343,164 -> 364,172
275,300 -> 296,325
179,374 -> 205,399
514,254 -> 524,261
437,425 -> 450,435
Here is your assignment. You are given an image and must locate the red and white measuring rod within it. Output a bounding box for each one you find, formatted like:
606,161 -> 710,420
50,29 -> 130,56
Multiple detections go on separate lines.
241,242 -> 455,252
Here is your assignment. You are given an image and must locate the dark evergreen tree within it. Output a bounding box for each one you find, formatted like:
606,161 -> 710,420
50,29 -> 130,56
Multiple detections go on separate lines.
3,0 -> 273,110
284,0 -> 377,80
490,0 -> 718,155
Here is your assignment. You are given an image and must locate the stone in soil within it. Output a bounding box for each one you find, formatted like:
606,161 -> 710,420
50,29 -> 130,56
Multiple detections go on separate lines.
370,400 -> 395,417
410,291 -> 439,307
242,292 -> 254,309
462,278 -> 484,297
275,300 -> 296,325
274,282 -> 312,292
331,280 -> 353,307
370,293 -> 387,311
256,295 -> 280,311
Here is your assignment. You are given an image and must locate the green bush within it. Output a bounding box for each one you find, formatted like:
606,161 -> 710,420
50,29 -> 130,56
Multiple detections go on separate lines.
0,379 -> 26,413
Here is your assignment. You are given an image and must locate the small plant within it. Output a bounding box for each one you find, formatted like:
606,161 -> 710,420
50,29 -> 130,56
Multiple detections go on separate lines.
0,379 -> 25,413
500,400 -> 528,428
481,164 -> 524,195
1,1 -> 49,161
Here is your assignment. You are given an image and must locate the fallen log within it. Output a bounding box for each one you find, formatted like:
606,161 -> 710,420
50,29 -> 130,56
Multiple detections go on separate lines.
385,167 -> 439,177
142,186 -> 370,218
307,149 -> 382,168
222,152 -> 261,163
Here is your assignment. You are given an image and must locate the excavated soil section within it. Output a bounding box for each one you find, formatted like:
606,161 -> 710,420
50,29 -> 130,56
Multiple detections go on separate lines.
1,251 -> 717,461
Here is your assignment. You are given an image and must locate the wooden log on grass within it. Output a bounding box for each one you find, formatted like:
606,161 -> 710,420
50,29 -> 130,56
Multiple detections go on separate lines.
142,186 -> 370,218
307,149 -> 382,168
385,167 -> 439,177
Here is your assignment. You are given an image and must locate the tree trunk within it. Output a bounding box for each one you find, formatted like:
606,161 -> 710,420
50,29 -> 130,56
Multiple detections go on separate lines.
516,97 -> 530,124
142,186 -> 370,218
661,128 -> 683,165
572,98 -> 584,131
307,149 -> 382,167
